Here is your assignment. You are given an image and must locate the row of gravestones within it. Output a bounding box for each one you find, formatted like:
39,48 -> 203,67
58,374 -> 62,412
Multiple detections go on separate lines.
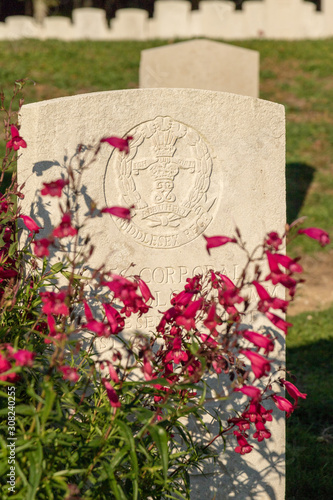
18,40 -> 286,499
2,0 -> 333,41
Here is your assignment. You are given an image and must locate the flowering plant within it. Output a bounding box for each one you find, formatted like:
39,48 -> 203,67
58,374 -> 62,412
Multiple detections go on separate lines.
0,82 -> 329,499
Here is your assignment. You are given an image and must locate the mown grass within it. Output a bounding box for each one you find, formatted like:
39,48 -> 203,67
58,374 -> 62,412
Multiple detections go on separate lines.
286,306 -> 333,499
0,38 -> 332,499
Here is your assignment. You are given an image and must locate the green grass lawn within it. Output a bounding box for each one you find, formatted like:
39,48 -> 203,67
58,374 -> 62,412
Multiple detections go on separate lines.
0,38 -> 332,499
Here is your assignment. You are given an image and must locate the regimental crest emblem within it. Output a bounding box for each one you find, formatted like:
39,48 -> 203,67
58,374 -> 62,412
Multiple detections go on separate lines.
104,116 -> 217,249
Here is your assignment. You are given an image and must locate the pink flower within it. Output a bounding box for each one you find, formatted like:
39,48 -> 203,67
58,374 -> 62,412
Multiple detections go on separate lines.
6,125 -> 27,151
240,349 -> 271,379
272,253 -> 303,274
12,349 -> 35,367
41,179 -> 69,197
281,379 -> 307,404
273,395 -> 295,417
266,231 -> 283,250
234,431 -> 253,455
100,135 -> 133,154
234,385 -> 262,403
176,298 -> 203,331
252,281 -> 289,313
298,227 -> 330,247
165,335 -> 189,364
135,276 -> 155,303
228,417 -> 250,432
101,206 -> 131,220
203,235 -> 236,255
253,421 -> 271,442
83,301 -> 112,337
103,303 -> 125,335
33,237 -> 53,257
266,311 -> 292,334
102,378 -> 121,407
20,215 -> 41,237
241,329 -> 274,354
53,213 -> 77,238
0,353 -> 17,382
40,291 -> 69,316
106,362 -> 120,384
59,365 -> 79,383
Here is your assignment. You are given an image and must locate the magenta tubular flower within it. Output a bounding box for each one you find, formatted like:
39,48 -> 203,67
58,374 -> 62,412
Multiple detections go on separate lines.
135,277 -> 155,303
33,237 -> 53,257
20,215 -> 41,237
298,227 -> 330,247
281,379 -> 307,403
6,125 -> 27,151
240,349 -> 271,379
266,231 -> 283,250
203,235 -> 236,255
102,378 -> 121,407
59,365 -> 79,383
40,291 -> 69,316
234,431 -> 253,455
103,303 -> 125,335
234,385 -> 262,403
41,179 -> 69,197
253,421 -> 271,442
273,395 -> 295,417
272,253 -> 303,273
100,135 -> 133,154
101,206 -> 131,220
266,311 -> 293,334
252,281 -> 289,313
12,349 -> 35,367
241,330 -> 274,354
53,213 -> 77,238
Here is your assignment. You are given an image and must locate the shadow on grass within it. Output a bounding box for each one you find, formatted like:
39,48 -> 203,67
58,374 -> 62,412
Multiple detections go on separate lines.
286,163 -> 315,224
286,309 -> 333,499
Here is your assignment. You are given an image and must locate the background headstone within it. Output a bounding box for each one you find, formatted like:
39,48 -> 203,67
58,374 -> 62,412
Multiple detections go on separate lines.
139,39 -> 259,98
18,88 -> 285,499
110,8 -> 148,41
72,8 -> 109,40
42,17 -> 74,41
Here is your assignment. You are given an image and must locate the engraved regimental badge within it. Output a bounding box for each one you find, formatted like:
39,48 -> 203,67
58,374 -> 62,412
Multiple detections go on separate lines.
104,116 -> 217,249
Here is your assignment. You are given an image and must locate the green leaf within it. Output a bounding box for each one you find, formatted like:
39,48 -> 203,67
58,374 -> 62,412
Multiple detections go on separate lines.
148,424 -> 169,485
50,262 -> 65,274
8,241 -> 18,257
117,420 -> 138,500
27,440 -> 43,500
40,380 -> 56,428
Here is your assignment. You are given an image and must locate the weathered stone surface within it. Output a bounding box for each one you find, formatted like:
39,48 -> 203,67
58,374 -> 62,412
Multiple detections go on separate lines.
140,39 -> 259,98
18,88 -> 285,499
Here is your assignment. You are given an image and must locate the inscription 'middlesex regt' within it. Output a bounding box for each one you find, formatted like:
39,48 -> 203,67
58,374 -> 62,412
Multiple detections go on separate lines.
104,116 -> 217,248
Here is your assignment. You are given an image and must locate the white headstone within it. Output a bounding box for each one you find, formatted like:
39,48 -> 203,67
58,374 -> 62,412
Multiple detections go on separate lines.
42,17 -> 75,41
0,22 -> 8,40
200,0 -> 234,39
153,0 -> 191,38
110,8 -> 148,40
72,8 -> 109,40
139,39 -> 259,98
5,16 -> 41,40
18,88 -> 285,500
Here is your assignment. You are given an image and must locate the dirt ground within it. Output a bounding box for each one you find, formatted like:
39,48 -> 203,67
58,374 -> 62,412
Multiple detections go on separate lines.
288,249 -> 333,316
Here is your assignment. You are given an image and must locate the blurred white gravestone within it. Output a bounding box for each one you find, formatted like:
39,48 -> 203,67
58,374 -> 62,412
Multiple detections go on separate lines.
18,88 -> 285,499
139,39 -> 259,98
